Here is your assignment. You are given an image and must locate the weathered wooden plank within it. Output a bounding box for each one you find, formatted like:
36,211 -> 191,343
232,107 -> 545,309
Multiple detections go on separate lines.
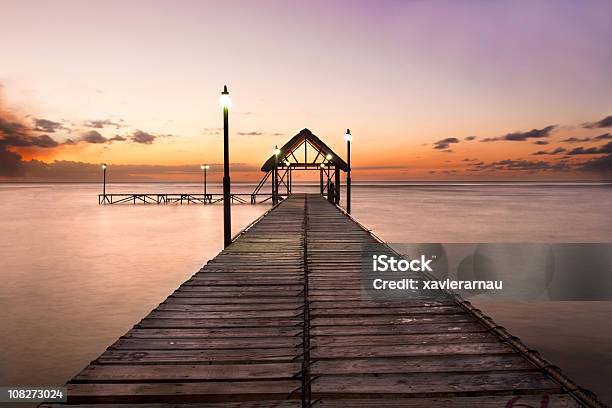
310,299 -> 456,308
42,402 -> 303,408
311,322 -> 487,336
157,303 -> 302,312
65,381 -> 302,403
310,354 -> 533,374
311,314 -> 475,326
167,296 -> 302,305
309,395 -> 580,407
146,310 -> 301,319
111,337 -> 301,350
310,306 -> 465,316
40,400 -> 302,408
127,327 -> 302,339
138,317 -> 302,328
310,371 -> 560,395
311,332 -> 497,347
311,343 -> 514,359
97,348 -> 300,364
73,363 -> 301,382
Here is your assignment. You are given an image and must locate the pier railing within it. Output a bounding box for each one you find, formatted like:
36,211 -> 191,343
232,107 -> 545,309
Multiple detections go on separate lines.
98,193 -> 272,205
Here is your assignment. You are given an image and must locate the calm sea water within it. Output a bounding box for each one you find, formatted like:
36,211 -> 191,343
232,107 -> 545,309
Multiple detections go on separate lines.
1,182 -> 611,404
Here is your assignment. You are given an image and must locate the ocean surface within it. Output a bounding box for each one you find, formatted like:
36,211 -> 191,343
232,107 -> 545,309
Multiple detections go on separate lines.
1,182 -> 611,404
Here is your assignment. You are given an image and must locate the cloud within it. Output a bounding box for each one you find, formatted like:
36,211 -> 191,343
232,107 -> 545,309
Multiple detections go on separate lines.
354,165 -> 413,171
566,141 -> 612,155
202,127 -> 222,135
237,131 -> 264,136
469,159 -> 570,172
464,136 -> 476,141
481,125 -> 556,142
80,130 -> 108,144
0,115 -> 27,137
1,133 -> 60,148
1,108 -> 65,149
34,118 -> 66,133
0,145 -> 25,176
561,137 -> 591,143
1,112 -> 60,148
579,154 -> 612,174
532,147 -> 566,156
433,137 -> 459,150
533,140 -> 549,145
583,115 -> 612,129
78,130 -> 159,145
130,130 -> 156,144
595,133 -> 612,140
0,157 -> 261,181
83,119 -> 122,129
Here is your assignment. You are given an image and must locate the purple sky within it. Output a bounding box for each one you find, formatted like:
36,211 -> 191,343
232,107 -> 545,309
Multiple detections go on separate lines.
1,0 -> 611,180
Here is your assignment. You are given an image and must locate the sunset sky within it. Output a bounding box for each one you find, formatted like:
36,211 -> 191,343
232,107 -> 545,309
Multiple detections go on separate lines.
1,0 -> 611,181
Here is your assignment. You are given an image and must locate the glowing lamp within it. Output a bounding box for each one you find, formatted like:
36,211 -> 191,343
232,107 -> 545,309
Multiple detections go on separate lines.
344,129 -> 352,142
220,85 -> 232,109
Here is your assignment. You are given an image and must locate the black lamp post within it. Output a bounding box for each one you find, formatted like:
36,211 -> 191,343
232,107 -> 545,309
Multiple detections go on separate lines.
220,85 -> 232,247
344,129 -> 352,214
101,163 -> 107,204
285,159 -> 291,195
273,145 -> 280,204
200,164 -> 210,203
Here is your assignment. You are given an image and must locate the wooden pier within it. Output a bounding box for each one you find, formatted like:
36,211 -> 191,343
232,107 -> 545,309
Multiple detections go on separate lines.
44,194 -> 603,407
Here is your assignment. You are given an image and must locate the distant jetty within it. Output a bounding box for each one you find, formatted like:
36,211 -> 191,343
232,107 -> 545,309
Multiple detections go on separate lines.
98,129 -> 349,206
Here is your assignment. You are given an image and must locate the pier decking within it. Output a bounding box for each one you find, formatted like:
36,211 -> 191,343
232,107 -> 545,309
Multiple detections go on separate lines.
43,194 -> 602,407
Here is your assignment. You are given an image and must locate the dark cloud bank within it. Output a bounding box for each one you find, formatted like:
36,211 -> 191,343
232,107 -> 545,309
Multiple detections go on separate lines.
481,125 -> 556,142
0,105 -> 174,179
433,137 -> 459,151
583,115 -> 612,129
0,153 -> 260,181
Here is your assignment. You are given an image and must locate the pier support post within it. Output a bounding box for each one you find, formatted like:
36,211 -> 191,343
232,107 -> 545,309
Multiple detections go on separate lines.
101,163 -> 107,204
334,167 -> 340,205
221,86 -> 232,248
288,165 -> 292,195
345,129 -> 351,214
319,168 -> 324,195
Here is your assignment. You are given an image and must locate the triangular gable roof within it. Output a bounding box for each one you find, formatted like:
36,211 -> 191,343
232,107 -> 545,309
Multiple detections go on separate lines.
260,128 -> 348,172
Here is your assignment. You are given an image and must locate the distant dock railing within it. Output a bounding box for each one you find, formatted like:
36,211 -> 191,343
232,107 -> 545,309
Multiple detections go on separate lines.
98,193 -> 273,205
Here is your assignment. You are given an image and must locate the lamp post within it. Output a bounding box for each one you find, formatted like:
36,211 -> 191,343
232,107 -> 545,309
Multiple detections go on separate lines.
220,85 -> 232,247
273,145 -> 280,204
320,162 -> 325,194
285,159 -> 291,195
101,163 -> 107,204
344,129 -> 352,214
200,164 -> 210,203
